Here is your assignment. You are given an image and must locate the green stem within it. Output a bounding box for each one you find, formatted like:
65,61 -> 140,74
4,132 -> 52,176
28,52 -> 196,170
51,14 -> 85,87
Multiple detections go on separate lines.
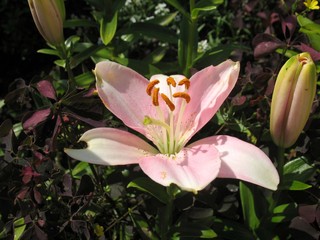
57,43 -> 76,96
277,147 -> 285,180
268,147 -> 285,212
182,0 -> 197,77
160,186 -> 175,240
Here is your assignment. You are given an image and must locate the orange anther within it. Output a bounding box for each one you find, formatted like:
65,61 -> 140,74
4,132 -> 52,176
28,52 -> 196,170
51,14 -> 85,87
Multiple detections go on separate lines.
161,93 -> 175,111
167,77 -> 176,87
146,80 -> 160,96
173,92 -> 191,103
152,88 -> 160,106
178,78 -> 190,89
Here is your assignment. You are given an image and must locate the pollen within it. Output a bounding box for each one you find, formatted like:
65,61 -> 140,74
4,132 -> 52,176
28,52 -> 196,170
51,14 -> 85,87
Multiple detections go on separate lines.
173,92 -> 191,103
152,87 -> 160,106
146,79 -> 160,96
160,171 -> 167,179
167,77 -> 176,87
178,78 -> 190,89
161,93 -> 175,111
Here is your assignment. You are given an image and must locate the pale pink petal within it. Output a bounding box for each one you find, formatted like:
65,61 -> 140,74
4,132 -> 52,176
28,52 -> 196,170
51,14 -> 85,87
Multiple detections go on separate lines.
95,61 -> 156,135
181,60 -> 240,142
189,135 -> 280,190
139,143 -> 221,192
64,128 -> 158,165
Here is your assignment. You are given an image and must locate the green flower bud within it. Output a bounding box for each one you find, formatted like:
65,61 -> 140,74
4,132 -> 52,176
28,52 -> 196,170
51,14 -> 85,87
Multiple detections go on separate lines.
270,52 -> 317,148
28,0 -> 65,46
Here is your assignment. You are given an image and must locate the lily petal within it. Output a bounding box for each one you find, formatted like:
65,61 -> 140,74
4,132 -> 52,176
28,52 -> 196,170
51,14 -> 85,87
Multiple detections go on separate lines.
182,60 -> 240,141
189,135 -> 279,190
64,128 -> 158,165
139,143 -> 221,192
95,61 -> 156,135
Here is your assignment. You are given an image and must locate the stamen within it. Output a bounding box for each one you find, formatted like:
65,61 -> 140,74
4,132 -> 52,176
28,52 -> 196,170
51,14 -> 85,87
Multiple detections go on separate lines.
178,78 -> 190,89
173,92 -> 191,103
167,77 -> 176,87
146,80 -> 160,95
152,88 -> 160,106
143,116 -> 170,132
161,93 -> 175,111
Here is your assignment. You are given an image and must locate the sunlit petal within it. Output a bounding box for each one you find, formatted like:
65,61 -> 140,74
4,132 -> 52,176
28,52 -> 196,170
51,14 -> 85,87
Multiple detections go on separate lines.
95,61 -> 156,136
181,60 -> 240,142
189,135 -> 279,190
139,143 -> 221,192
65,128 -> 158,165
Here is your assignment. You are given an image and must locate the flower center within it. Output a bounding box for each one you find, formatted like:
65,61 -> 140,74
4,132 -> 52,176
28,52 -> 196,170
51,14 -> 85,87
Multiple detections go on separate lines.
143,76 -> 191,155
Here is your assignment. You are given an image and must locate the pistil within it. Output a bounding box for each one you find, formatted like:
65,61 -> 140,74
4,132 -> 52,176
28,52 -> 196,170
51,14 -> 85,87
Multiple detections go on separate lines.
145,76 -> 191,154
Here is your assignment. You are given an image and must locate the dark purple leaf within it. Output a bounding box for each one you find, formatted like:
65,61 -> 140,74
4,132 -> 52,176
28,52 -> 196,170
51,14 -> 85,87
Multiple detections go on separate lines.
64,111 -> 105,127
36,80 -> 57,100
231,95 -> 246,106
253,33 -> 286,58
70,220 -> 90,240
47,115 -> 62,151
59,174 -> 73,197
76,175 -> 94,196
299,204 -> 318,224
33,188 -> 43,204
0,119 -> 16,164
296,43 -> 320,61
22,108 -> 52,132
290,217 -> 320,239
34,224 -> 48,240
282,15 -> 297,41
0,119 -> 12,137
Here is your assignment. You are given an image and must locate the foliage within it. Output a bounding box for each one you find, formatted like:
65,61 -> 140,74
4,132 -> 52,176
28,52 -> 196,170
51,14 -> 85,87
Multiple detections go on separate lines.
0,0 -> 320,239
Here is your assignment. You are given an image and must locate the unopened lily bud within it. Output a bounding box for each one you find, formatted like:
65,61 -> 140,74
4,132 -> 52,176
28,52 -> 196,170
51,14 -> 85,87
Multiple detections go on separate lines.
270,52 -> 317,148
28,0 -> 65,46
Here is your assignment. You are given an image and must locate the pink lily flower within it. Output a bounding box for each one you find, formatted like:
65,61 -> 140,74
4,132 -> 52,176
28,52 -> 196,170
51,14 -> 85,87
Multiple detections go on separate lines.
65,60 -> 279,192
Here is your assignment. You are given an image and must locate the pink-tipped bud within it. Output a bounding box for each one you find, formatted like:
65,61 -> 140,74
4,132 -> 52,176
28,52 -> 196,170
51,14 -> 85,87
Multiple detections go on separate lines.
270,52 -> 317,148
28,0 -> 65,46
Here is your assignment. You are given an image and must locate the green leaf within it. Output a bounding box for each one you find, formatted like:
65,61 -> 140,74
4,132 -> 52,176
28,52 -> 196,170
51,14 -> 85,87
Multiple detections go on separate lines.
239,182 -> 260,231
194,44 -> 249,68
13,218 -> 26,240
37,48 -> 60,57
164,0 -> 190,19
192,0 -> 224,20
64,19 -> 97,28
147,12 -> 178,26
54,59 -> 66,68
70,45 -> 105,69
281,157 -> 316,190
272,203 -> 298,223
129,213 -> 158,240
127,177 -> 168,204
297,14 -> 320,51
171,224 -> 217,239
71,162 -> 93,179
118,22 -> 178,44
212,217 -> 255,240
114,57 -> 161,78
143,47 -> 167,64
74,71 -> 95,88
287,180 -> 312,190
100,11 -> 118,45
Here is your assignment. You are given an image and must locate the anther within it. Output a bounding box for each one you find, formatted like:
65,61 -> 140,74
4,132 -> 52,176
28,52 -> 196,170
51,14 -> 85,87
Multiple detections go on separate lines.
178,78 -> 190,89
161,93 -> 175,111
152,88 -> 160,106
173,92 -> 191,103
167,77 -> 176,87
146,80 -> 160,96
